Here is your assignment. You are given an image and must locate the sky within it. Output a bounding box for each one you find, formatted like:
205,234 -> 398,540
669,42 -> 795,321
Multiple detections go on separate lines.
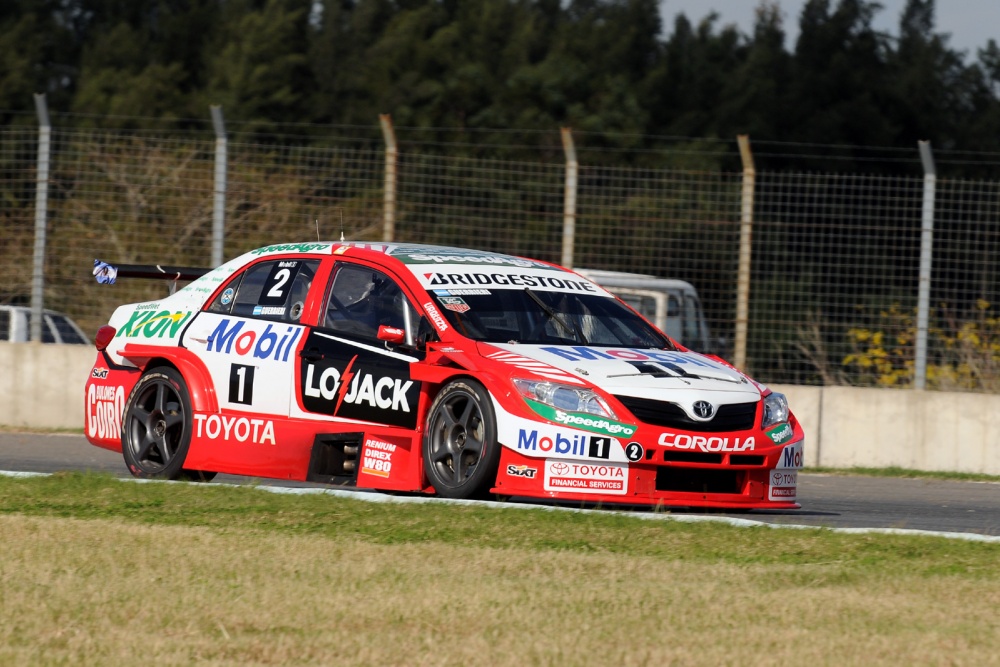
658,0 -> 999,60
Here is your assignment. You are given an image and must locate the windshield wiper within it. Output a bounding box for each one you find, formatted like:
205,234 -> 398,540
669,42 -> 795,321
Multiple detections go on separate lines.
524,288 -> 586,344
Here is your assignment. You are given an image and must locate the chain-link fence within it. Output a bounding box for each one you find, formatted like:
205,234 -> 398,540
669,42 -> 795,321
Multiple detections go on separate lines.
5,106 -> 1000,392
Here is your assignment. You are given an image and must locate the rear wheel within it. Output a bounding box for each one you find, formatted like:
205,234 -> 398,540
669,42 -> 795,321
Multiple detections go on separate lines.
121,367 -> 215,481
423,379 -> 501,499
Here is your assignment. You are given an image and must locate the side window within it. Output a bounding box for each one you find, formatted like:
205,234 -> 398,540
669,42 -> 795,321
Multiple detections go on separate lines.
208,273 -> 244,315
49,314 -> 87,344
24,312 -> 56,343
211,259 -> 319,323
324,263 -> 408,340
666,294 -> 681,317
0,310 -> 9,341
683,294 -> 704,349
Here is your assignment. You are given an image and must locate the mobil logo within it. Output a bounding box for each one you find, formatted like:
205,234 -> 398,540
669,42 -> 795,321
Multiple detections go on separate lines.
207,319 -> 302,362
516,429 -> 613,459
778,441 -> 804,469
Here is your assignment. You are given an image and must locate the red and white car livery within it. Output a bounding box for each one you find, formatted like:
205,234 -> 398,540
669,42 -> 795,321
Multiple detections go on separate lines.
85,242 -> 805,508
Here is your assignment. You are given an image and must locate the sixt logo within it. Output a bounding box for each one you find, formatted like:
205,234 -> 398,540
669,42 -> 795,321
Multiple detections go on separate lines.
207,319 -> 301,362
116,309 -> 193,339
506,464 -> 537,479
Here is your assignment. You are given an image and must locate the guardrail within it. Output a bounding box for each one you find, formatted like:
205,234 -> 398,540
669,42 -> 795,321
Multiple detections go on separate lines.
1,345 -> 996,475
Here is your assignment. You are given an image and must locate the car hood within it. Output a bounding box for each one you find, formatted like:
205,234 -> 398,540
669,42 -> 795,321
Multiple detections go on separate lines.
485,343 -> 761,404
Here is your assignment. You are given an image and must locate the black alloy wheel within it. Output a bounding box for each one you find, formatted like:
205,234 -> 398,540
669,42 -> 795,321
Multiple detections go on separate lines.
423,379 -> 501,499
121,367 -> 215,481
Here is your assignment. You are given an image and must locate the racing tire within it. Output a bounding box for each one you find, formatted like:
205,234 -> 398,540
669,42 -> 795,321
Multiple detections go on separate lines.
423,379 -> 501,499
121,367 -> 215,482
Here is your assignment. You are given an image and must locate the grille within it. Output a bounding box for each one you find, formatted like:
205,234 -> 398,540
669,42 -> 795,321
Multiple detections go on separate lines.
614,396 -> 758,432
655,468 -> 743,494
662,451 -> 723,464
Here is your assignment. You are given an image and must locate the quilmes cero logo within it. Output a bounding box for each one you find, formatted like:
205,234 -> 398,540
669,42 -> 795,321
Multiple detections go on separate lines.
116,308 -> 193,339
207,319 -> 301,362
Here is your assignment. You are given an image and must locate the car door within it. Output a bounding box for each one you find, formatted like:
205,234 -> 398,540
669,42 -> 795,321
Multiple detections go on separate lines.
183,257 -> 321,426
291,260 -> 423,429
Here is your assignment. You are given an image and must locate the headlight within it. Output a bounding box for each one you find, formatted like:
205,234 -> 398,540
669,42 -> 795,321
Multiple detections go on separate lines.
762,392 -> 789,428
512,378 -> 616,418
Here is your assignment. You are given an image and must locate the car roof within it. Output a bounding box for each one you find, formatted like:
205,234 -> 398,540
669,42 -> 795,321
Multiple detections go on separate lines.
0,304 -> 79,316
573,268 -> 697,292
232,241 -> 569,278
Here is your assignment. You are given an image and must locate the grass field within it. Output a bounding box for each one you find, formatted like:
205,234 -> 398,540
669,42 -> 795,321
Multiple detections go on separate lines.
0,473 -> 997,666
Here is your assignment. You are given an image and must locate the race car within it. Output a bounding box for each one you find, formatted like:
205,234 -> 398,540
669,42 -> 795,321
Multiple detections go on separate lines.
84,241 -> 804,508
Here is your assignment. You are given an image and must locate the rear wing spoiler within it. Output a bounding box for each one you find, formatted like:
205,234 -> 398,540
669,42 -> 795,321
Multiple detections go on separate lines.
93,259 -> 211,294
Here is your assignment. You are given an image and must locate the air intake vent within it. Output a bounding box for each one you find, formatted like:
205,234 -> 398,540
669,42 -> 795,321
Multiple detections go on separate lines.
662,451 -> 723,464
656,468 -> 743,494
307,432 -> 363,485
614,396 -> 757,432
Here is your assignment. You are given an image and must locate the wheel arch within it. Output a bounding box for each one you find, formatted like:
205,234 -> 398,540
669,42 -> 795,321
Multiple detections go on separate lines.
120,345 -> 219,414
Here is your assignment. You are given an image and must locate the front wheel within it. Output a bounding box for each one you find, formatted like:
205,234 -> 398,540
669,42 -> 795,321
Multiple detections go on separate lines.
423,379 -> 501,499
121,367 -> 215,481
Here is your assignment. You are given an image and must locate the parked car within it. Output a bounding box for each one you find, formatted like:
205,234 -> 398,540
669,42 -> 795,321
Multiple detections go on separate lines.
84,242 -> 804,508
575,269 -> 714,353
0,304 -> 89,344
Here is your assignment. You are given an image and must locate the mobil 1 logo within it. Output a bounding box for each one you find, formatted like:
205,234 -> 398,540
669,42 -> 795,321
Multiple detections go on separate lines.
229,364 -> 255,405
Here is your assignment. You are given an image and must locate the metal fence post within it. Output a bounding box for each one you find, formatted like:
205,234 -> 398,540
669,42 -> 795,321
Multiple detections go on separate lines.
914,141 -> 936,390
734,135 -> 755,370
210,105 -> 227,267
380,114 -> 397,242
561,127 -> 577,269
30,93 -> 51,343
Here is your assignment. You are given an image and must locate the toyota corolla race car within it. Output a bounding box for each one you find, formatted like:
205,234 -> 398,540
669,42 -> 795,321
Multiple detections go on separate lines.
85,242 -> 804,508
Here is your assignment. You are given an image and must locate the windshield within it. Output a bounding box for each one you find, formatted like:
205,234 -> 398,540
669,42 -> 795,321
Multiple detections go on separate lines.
430,288 -> 673,348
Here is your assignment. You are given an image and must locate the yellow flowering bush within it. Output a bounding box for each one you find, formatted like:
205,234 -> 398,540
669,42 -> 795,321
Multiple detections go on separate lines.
842,301 -> 1000,392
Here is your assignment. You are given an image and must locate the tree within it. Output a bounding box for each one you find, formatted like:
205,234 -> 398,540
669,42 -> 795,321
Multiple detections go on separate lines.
202,0 -> 313,127
715,2 -> 792,141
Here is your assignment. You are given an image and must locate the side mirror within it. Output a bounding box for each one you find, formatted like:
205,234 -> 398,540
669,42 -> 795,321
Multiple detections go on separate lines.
377,325 -> 406,346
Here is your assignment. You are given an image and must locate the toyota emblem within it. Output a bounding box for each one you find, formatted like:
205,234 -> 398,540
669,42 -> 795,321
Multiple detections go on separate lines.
692,400 -> 715,420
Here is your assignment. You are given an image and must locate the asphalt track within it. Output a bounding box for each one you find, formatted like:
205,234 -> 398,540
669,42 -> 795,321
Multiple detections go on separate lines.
2,432 -> 998,538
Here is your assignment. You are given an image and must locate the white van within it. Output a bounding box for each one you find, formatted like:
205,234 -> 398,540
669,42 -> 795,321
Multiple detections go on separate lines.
575,269 -> 713,353
0,305 -> 89,344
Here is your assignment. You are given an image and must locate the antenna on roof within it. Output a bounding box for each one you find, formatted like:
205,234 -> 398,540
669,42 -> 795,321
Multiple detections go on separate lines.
339,209 -> 345,242
315,218 -> 320,242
